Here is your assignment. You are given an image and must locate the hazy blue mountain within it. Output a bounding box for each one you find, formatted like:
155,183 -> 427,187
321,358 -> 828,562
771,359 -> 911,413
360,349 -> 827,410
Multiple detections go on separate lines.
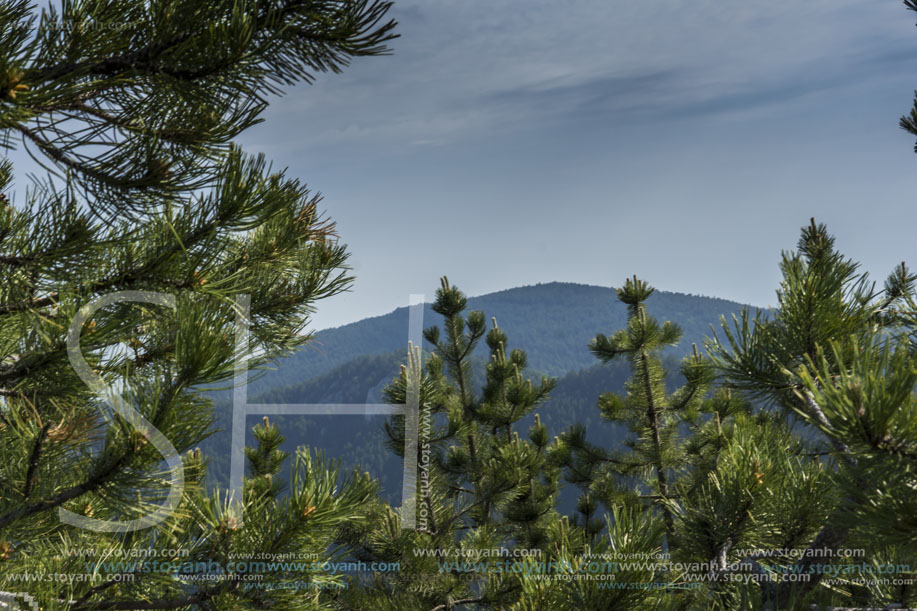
200,282 -> 754,507
232,282 -> 750,398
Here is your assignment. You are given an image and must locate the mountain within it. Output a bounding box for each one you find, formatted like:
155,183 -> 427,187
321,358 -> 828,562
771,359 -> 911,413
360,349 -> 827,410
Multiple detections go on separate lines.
231,282 -> 750,398
200,282 -> 755,505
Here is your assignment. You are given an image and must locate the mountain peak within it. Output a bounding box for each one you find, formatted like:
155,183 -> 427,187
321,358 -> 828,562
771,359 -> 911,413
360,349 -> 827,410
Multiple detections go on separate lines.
240,283 -> 751,398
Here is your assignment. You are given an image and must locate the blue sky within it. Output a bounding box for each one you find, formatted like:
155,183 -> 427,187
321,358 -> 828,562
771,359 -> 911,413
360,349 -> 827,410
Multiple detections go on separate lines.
238,0 -> 917,330
16,1 -> 917,330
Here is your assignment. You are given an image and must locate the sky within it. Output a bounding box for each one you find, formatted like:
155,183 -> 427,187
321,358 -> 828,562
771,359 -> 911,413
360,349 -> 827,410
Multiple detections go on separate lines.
14,1 -> 917,330
233,0 -> 917,330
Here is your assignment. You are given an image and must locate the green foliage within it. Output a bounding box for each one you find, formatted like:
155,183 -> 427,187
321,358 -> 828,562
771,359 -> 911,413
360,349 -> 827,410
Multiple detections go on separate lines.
334,278 -> 561,609
512,509 -> 667,611
337,221 -> 917,611
699,220 -> 917,609
556,275 -> 717,545
0,1 -> 396,608
533,221 -> 917,610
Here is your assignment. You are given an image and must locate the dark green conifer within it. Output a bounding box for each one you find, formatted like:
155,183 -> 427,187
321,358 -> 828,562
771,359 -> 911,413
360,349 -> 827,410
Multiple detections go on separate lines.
0,2 -> 395,608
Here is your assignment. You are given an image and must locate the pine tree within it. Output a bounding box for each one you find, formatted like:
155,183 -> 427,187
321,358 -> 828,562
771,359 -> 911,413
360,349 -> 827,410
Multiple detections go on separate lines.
0,2 -> 396,609
700,219 -> 917,609
334,277 -> 560,610
550,221 -> 917,610
555,276 -> 716,545
547,276 -> 736,610
325,222 -> 914,611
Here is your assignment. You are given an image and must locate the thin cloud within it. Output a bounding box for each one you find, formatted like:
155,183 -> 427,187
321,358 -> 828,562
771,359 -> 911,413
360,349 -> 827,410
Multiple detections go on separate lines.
250,0 -> 913,152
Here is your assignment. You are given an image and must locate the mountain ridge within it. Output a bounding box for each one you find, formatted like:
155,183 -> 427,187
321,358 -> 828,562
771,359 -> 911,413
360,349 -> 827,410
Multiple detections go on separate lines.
202,282 -> 756,499
239,281 -> 753,398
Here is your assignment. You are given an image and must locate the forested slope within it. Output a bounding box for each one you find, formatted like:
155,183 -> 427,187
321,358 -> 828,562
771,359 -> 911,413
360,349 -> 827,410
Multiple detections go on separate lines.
202,283 -> 752,505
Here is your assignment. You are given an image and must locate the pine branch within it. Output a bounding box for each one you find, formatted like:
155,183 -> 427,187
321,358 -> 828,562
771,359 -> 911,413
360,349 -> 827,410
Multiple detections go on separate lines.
436,498 -> 488,535
640,350 -> 675,542
26,32 -> 194,84
0,195 -> 229,318
0,451 -> 130,527
430,597 -> 487,611
0,376 -> 186,527
802,390 -> 855,466
12,121 -> 118,187
71,578 -> 123,608
22,422 -> 49,499
765,393 -> 862,607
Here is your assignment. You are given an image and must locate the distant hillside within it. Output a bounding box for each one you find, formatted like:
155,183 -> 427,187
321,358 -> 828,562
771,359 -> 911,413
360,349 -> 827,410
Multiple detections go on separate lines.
201,282 -> 755,505
204,351 -> 689,509
233,282 -> 750,399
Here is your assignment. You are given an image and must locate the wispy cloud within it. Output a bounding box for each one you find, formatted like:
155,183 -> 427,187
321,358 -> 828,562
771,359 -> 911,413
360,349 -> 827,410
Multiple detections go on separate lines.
251,0 -> 913,153
239,0 -> 917,330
